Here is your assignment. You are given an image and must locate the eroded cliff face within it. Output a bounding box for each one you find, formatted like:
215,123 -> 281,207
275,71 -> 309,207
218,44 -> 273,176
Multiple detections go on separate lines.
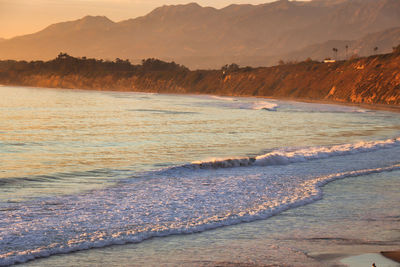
199,53 -> 400,105
1,52 -> 399,105
322,55 -> 400,104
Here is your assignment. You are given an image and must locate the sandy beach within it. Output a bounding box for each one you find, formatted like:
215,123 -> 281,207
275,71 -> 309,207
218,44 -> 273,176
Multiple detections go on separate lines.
2,87 -> 399,266
2,0 -> 400,265
18,155 -> 400,267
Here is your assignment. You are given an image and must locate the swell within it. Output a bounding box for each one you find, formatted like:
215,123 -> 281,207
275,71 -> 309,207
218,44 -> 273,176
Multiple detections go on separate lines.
2,163 -> 400,266
167,137 -> 400,171
0,175 -> 63,187
0,169 -> 116,187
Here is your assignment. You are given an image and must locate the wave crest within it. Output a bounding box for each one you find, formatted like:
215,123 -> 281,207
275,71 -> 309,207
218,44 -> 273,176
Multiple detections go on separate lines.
252,101 -> 278,111
172,137 -> 400,171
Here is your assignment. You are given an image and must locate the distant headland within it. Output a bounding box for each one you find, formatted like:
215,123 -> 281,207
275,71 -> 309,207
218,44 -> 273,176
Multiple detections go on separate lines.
1,45 -> 400,109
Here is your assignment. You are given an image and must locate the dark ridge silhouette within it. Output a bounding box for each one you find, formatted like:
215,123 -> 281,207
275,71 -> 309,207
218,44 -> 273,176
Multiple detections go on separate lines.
1,45 -> 400,106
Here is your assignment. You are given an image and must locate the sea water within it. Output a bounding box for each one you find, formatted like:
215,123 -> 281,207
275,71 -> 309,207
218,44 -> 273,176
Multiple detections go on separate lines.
0,86 -> 399,266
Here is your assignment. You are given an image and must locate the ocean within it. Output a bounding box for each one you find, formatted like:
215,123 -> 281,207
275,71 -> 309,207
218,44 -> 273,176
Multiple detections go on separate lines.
1,85 -> 399,266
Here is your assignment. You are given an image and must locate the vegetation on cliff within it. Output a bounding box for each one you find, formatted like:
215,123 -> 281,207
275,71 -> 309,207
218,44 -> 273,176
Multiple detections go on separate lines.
1,46 -> 400,105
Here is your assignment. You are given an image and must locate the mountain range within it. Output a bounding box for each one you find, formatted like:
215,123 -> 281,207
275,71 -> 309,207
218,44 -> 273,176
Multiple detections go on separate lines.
1,0 -> 400,69
282,26 -> 400,62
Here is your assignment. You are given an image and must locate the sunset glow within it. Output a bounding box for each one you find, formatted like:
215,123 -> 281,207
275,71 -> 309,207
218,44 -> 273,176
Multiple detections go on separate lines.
1,0 -> 400,265
0,0 -> 278,38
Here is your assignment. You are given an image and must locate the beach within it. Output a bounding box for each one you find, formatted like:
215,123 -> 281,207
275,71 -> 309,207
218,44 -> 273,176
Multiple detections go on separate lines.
2,0 -> 400,265
1,86 -> 399,266
20,163 -> 400,267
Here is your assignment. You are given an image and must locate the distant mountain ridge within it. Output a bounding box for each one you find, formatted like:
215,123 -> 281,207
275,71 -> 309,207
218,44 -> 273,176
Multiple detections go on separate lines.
1,0 -> 400,68
280,27 -> 400,62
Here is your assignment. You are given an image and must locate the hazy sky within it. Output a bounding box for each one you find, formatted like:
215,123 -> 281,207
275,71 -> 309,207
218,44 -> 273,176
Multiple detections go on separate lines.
0,0 -> 280,39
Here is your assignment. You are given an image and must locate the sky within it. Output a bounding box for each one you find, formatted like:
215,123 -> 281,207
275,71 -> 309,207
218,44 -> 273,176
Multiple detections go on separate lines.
0,0 -> 280,39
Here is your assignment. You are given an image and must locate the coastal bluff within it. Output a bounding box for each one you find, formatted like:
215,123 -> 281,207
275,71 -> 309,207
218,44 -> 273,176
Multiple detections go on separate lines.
1,47 -> 400,106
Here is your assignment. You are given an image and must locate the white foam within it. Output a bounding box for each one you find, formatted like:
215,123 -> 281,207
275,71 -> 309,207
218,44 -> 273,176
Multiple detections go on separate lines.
2,162 -> 400,266
209,95 -> 237,101
252,101 -> 278,111
206,96 -> 278,111
176,137 -> 400,170
1,137 -> 400,265
255,138 -> 400,165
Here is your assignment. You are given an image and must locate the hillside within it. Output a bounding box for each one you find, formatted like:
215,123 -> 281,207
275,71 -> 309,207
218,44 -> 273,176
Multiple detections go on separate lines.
0,0 -> 400,68
1,47 -> 400,106
281,27 -> 400,62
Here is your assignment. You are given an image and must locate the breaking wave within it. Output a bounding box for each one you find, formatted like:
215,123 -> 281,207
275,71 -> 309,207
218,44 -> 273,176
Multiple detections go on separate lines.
251,101 -> 278,111
172,137 -> 400,170
2,162 -> 400,266
207,96 -> 278,111
2,136 -> 400,265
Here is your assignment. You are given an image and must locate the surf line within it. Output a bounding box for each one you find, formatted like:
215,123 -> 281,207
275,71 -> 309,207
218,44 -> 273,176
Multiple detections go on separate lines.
2,163 -> 400,266
166,137 -> 400,171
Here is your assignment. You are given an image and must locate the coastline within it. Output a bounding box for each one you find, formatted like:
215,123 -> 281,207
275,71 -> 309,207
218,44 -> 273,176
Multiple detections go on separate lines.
1,85 -> 398,266
273,96 -> 400,113
4,83 -> 400,114
1,50 -> 400,107
20,166 -> 400,267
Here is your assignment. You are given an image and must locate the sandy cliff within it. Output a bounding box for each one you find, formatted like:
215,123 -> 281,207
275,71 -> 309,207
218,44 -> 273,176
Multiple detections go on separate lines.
1,49 -> 399,106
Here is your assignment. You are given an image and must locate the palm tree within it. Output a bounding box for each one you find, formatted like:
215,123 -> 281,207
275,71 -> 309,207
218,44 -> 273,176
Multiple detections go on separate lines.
345,45 -> 349,60
332,48 -> 338,60
374,46 -> 378,55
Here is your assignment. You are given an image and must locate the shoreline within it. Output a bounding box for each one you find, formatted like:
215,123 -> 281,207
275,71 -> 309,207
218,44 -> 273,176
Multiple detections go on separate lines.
283,97 -> 400,113
3,85 -> 400,266
340,252 -> 400,267
3,84 -> 400,114
1,51 -> 400,108
20,168 -> 400,267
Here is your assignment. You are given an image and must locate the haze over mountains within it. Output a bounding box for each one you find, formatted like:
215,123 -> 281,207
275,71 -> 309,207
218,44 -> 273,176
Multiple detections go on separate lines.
1,0 -> 400,69
283,26 -> 400,62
